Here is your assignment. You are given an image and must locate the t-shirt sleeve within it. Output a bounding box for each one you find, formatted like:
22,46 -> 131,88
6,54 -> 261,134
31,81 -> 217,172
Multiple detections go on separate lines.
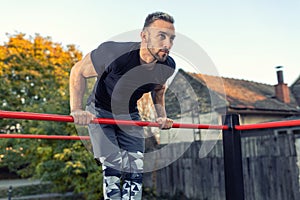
168,56 -> 176,72
90,41 -> 139,75
153,57 -> 176,87
164,56 -> 176,80
90,43 -> 108,75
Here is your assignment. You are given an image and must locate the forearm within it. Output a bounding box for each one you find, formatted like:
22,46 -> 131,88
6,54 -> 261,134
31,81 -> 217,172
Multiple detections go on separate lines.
154,95 -> 167,118
152,86 -> 167,118
69,66 -> 87,112
152,87 -> 173,129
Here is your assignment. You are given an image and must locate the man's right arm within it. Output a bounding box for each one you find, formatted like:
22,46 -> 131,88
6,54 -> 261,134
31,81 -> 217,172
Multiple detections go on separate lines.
69,52 -> 98,125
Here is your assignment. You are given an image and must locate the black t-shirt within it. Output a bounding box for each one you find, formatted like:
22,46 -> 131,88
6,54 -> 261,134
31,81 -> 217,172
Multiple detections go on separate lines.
88,41 -> 176,114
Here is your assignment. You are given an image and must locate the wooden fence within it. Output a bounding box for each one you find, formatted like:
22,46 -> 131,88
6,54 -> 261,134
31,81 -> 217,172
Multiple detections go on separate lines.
144,130 -> 300,200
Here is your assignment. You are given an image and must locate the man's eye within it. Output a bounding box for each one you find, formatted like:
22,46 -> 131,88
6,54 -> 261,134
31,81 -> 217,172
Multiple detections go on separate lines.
159,34 -> 166,40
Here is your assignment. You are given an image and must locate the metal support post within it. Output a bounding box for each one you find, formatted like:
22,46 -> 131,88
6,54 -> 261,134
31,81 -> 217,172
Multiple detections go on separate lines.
222,114 -> 245,200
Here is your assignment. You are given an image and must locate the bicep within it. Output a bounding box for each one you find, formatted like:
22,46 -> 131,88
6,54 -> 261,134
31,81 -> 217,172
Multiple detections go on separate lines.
154,84 -> 166,95
72,53 -> 98,78
152,84 -> 166,103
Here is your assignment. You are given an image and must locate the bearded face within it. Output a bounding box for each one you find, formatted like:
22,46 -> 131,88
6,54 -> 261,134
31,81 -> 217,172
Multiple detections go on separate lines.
143,20 -> 176,62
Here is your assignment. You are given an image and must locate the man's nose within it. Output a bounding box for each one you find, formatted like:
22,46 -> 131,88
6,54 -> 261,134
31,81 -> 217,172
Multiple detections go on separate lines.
163,38 -> 173,50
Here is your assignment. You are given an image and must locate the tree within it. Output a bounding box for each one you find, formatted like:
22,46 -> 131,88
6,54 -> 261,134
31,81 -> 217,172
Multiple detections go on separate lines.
0,33 -> 102,199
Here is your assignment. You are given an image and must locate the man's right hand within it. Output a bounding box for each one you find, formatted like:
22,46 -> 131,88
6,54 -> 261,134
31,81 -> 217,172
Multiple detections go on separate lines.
70,109 -> 96,125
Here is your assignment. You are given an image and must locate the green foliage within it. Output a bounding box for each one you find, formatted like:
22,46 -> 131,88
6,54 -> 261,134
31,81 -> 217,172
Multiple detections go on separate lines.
0,33 -> 103,199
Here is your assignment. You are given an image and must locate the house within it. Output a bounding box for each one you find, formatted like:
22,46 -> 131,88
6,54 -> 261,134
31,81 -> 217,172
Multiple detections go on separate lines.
165,68 -> 300,124
160,68 -> 300,143
291,75 -> 300,106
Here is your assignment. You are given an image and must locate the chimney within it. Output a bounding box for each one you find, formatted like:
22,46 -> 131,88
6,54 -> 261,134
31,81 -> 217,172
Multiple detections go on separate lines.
275,66 -> 290,103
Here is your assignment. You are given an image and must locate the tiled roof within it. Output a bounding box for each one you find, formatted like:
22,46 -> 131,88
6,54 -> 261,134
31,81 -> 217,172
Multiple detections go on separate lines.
184,70 -> 299,112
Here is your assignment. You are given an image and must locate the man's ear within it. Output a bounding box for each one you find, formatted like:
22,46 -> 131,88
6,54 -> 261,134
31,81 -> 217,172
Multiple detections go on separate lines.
140,30 -> 148,42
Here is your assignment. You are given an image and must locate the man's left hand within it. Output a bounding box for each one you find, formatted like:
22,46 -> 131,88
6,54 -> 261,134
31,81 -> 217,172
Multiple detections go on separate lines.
156,117 -> 173,130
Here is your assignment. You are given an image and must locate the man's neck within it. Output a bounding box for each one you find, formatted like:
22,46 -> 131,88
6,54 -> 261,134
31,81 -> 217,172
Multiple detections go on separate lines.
139,44 -> 157,64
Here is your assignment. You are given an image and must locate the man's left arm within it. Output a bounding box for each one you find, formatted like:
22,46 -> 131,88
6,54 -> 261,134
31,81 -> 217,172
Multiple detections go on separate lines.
152,84 -> 173,129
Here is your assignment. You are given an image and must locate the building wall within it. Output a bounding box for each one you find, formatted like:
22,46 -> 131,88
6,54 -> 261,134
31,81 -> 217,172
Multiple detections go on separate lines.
239,113 -> 291,124
159,112 -> 287,144
159,112 -> 221,144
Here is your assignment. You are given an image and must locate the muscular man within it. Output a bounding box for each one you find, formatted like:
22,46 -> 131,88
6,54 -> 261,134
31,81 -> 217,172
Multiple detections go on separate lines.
70,12 -> 176,199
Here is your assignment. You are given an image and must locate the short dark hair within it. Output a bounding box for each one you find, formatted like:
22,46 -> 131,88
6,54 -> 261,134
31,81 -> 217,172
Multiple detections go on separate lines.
143,11 -> 174,29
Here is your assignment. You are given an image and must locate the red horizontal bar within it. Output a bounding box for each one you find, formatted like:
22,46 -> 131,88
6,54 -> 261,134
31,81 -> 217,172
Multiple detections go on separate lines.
0,110 -> 227,130
173,123 -> 228,130
0,110 -> 74,122
0,134 -> 90,140
235,119 -> 300,130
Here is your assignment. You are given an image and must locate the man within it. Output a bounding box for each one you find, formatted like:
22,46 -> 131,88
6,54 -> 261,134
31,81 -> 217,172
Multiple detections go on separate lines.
69,11 -> 176,199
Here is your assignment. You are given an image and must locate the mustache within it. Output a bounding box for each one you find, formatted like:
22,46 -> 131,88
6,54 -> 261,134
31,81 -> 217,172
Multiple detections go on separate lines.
159,49 -> 169,54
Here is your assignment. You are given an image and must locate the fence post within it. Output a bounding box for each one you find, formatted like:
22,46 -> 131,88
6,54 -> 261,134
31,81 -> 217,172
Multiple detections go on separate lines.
8,185 -> 12,200
222,114 -> 244,200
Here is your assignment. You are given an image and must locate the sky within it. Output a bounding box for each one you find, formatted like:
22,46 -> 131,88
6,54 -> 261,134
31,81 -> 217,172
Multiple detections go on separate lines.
0,0 -> 299,85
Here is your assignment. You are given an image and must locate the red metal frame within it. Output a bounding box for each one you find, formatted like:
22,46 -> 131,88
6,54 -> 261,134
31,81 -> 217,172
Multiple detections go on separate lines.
1,110 -> 300,141
235,119 -> 300,130
0,110 -> 227,130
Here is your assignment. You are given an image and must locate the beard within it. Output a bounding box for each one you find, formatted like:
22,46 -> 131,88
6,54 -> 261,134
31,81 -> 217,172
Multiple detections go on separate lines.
147,46 -> 169,62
